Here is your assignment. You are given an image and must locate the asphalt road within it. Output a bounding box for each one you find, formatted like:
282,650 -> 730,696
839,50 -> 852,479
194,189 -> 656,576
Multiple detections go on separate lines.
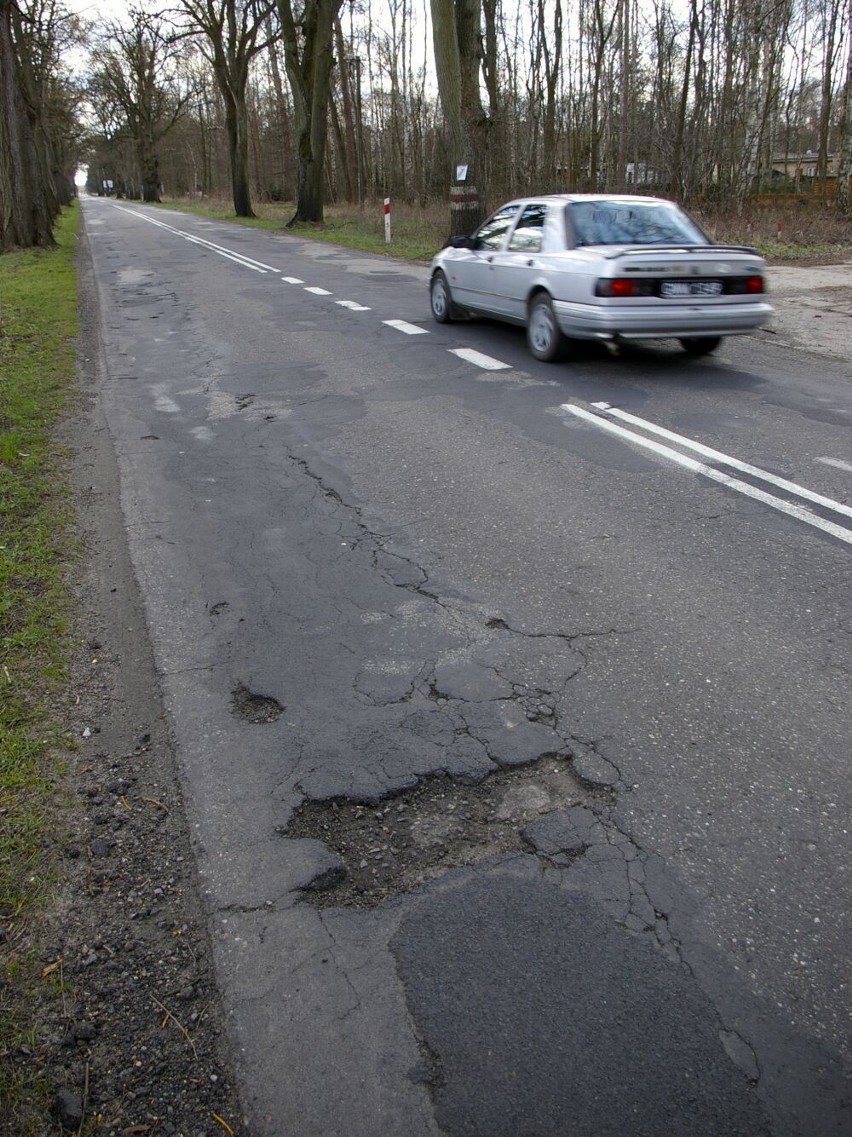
79,196 -> 852,1136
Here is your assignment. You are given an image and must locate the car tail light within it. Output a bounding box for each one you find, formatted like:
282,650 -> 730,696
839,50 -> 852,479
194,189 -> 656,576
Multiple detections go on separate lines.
595,278 -> 655,298
727,275 -> 766,295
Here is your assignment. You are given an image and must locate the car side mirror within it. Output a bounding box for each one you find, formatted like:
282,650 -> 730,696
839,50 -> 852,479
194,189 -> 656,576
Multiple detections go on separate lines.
446,234 -> 478,249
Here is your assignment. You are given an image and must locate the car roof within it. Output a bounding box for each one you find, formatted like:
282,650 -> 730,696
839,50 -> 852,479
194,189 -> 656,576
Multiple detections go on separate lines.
507,194 -> 674,207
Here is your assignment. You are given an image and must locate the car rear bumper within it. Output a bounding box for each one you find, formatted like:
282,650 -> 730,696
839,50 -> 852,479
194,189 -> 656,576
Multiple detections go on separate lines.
552,298 -> 774,341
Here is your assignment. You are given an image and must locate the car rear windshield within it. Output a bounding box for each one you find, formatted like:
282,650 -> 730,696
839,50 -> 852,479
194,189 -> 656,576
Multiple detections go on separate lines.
568,201 -> 708,247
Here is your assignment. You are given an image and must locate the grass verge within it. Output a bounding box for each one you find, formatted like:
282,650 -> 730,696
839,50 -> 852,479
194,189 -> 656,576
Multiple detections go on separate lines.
0,205 -> 80,1130
153,194 -> 852,263
155,197 -> 453,261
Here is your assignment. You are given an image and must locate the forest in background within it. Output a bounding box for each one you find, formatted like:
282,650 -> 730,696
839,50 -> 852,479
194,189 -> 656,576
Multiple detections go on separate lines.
2,0 -> 852,251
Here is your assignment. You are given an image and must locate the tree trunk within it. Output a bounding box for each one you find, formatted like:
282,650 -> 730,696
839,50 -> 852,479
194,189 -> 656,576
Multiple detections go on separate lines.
670,0 -> 697,200
0,0 -> 54,250
541,0 -> 563,189
481,0 -> 504,192
431,0 -> 489,234
817,0 -> 842,204
141,137 -> 161,201
225,91 -> 255,216
836,0 -> 852,215
278,0 -> 340,225
266,28 -> 294,198
334,16 -> 358,202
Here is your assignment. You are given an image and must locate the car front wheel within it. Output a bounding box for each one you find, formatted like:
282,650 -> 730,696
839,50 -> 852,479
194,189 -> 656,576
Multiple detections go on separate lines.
527,293 -> 565,362
430,270 -> 456,323
680,336 -> 722,356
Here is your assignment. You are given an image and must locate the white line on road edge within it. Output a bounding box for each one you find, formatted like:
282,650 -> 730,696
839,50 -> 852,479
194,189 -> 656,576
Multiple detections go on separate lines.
816,457 -> 852,474
110,204 -> 279,273
281,276 -> 304,284
449,347 -> 511,371
562,404 -> 852,546
305,286 -> 332,295
592,402 -> 852,522
383,319 -> 429,335
336,300 -> 371,311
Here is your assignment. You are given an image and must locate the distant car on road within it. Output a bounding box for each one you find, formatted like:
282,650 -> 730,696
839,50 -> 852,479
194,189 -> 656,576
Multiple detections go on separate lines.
429,194 -> 773,361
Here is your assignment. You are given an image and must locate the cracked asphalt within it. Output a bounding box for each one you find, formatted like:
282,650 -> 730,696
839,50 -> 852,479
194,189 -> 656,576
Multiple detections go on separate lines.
79,198 -> 851,1135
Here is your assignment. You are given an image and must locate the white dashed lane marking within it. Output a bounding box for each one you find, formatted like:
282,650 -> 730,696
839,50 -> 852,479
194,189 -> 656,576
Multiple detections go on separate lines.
449,347 -> 511,371
104,203 -> 517,376
816,457 -> 852,474
100,202 -> 852,539
383,319 -> 429,335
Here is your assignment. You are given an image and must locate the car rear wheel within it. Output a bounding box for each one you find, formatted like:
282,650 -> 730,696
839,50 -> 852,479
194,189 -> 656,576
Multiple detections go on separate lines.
527,293 -> 565,362
430,270 -> 457,323
680,336 -> 722,356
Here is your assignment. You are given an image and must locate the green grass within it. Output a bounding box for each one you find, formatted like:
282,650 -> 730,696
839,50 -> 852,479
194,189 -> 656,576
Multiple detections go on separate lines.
156,196 -> 445,261
154,198 -> 286,231
0,204 -> 80,1131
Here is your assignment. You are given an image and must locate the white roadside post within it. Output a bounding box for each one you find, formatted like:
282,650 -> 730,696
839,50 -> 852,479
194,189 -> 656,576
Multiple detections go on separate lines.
384,198 -> 391,244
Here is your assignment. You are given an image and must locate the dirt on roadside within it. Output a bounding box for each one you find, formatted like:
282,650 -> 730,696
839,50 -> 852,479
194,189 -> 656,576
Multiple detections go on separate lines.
1,249 -> 246,1137
764,260 -> 852,363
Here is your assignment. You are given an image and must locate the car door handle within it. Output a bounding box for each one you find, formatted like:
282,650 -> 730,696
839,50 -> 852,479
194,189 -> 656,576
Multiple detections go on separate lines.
487,255 -> 495,263
527,259 -> 535,267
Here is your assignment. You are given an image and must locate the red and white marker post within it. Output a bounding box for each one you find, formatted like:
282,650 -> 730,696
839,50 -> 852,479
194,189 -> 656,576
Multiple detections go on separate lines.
384,197 -> 391,244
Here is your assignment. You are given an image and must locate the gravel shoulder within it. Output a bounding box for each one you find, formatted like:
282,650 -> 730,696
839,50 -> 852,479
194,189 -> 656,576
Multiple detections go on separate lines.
764,261 -> 852,362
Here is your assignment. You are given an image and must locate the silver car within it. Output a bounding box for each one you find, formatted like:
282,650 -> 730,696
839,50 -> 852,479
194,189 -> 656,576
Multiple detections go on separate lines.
429,194 -> 773,360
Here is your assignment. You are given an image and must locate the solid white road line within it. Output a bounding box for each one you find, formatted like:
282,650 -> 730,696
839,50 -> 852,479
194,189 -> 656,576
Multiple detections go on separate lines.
592,402 -> 852,522
563,404 -> 852,546
110,204 -> 279,273
449,347 -> 511,371
305,286 -> 332,295
383,320 -> 429,335
336,300 -> 371,311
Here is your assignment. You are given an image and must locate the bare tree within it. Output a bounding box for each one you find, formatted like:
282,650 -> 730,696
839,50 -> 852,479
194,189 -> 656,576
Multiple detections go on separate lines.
89,8 -> 194,202
276,0 -> 342,223
68,0 -> 852,219
175,0 -> 275,216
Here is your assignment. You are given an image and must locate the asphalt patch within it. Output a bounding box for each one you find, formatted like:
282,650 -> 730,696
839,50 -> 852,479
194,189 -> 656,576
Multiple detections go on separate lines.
391,870 -> 772,1137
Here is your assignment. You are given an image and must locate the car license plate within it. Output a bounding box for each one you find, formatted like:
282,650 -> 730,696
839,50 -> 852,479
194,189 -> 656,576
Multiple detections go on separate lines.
660,279 -> 724,297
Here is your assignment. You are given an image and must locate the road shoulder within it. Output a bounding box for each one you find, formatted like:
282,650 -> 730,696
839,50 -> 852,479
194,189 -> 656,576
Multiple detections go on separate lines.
18,228 -> 246,1136
764,261 -> 852,362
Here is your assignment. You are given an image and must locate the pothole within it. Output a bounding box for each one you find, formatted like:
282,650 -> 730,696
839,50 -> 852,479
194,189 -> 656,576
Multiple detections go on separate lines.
231,683 -> 284,723
287,753 -> 611,908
